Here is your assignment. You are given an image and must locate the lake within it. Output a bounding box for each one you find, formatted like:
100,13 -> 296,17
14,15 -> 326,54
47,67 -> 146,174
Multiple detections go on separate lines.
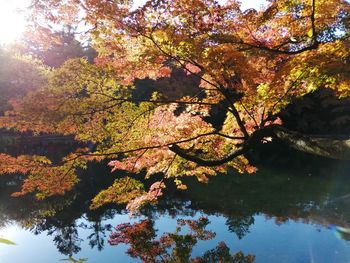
1,150 -> 350,262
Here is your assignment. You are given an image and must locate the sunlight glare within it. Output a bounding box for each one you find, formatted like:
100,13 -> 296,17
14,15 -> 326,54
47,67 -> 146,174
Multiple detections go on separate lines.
0,0 -> 269,44
0,0 -> 30,44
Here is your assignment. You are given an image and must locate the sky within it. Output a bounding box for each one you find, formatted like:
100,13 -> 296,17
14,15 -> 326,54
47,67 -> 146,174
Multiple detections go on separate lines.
0,0 -> 30,44
0,0 -> 268,44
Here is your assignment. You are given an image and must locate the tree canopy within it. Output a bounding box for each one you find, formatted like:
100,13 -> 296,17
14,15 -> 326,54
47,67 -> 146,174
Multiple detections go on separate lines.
23,26 -> 97,67
0,48 -> 49,114
0,0 -> 349,211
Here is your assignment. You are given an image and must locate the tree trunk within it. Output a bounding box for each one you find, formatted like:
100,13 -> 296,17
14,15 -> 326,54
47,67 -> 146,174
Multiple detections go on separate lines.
169,125 -> 350,167
272,126 -> 350,160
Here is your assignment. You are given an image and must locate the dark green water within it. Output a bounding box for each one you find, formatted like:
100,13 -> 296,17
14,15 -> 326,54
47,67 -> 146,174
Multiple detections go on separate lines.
1,156 -> 350,262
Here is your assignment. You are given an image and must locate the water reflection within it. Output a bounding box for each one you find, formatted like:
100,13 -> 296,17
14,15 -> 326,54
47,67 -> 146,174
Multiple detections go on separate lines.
0,157 -> 350,262
328,225 -> 350,241
109,217 -> 254,262
60,257 -> 88,263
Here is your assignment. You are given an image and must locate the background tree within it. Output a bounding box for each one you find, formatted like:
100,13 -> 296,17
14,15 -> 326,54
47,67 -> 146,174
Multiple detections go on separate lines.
0,0 -> 349,210
0,48 -> 48,114
23,26 -> 97,68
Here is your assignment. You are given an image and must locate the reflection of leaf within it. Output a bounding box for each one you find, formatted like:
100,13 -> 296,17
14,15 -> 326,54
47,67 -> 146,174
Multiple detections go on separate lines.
335,226 -> 350,241
0,238 -> 16,245
60,257 -> 88,263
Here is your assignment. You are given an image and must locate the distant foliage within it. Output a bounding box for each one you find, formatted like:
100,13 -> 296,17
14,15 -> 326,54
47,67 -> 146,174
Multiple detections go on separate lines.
0,48 -> 49,114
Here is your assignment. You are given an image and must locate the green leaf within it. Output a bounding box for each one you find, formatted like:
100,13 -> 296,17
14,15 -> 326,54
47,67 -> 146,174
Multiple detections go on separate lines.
0,238 -> 16,245
307,29 -> 313,38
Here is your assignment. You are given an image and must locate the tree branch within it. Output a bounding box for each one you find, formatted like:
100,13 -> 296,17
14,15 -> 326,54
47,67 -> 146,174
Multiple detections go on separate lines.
65,131 -> 236,162
168,127 -> 275,166
169,144 -> 247,166
91,91 -> 217,106
310,0 -> 317,43
273,126 -> 350,160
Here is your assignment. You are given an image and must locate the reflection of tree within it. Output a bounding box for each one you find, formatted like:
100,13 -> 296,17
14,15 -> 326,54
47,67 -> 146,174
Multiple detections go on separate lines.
225,215 -> 255,240
52,225 -> 82,256
83,220 -> 112,251
34,215 -> 113,256
180,162 -> 350,230
1,160 -> 350,260
109,217 -> 255,263
196,243 -> 255,263
0,161 -> 124,256
110,220 -> 164,262
39,212 -> 115,256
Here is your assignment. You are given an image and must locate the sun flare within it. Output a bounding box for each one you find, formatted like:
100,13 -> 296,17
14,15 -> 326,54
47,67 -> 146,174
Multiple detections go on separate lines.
0,0 -> 30,44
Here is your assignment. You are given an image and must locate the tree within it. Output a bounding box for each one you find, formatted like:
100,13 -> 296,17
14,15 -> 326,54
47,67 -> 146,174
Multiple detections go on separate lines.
0,0 -> 349,210
23,26 -> 97,68
0,48 -> 49,114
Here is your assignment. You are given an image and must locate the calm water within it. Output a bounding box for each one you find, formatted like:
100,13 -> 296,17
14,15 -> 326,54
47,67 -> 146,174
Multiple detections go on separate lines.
1,155 -> 350,262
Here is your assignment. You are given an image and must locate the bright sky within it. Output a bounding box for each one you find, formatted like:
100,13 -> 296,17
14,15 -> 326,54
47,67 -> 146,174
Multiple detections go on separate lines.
0,0 -> 267,45
0,0 -> 31,44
